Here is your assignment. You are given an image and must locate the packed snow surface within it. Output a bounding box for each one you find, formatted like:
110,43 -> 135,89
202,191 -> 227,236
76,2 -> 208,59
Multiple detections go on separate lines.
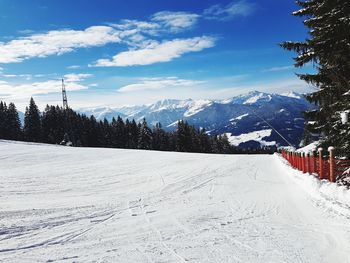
0,140 -> 350,263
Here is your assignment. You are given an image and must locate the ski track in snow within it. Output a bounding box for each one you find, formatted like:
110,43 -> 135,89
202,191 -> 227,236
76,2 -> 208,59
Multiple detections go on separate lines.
0,140 -> 349,262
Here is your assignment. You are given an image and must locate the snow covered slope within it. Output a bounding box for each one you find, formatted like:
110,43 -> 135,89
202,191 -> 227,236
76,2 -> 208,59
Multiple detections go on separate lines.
1,140 -> 349,262
80,91 -> 315,147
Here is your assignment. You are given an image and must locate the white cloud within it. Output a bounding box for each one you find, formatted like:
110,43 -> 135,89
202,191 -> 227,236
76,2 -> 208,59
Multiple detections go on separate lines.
64,73 -> 92,82
0,73 -> 33,80
203,0 -> 256,21
118,77 -> 202,93
0,26 -> 121,63
262,65 -> 294,72
150,11 -> 200,32
0,80 -> 87,99
0,9 -> 211,66
93,36 -> 215,67
67,65 -> 81,69
111,19 -> 160,35
0,73 -> 92,99
17,29 -> 35,35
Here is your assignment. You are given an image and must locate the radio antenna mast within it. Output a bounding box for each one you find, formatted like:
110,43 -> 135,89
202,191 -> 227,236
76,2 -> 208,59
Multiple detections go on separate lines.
62,78 -> 68,110
60,78 -> 73,146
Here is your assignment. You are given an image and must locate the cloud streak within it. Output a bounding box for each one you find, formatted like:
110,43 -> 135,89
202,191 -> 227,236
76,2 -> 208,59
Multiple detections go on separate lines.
0,73 -> 92,99
94,36 -> 215,67
262,65 -> 294,72
118,77 -> 203,93
150,11 -> 200,32
203,1 -> 256,21
0,26 -> 121,63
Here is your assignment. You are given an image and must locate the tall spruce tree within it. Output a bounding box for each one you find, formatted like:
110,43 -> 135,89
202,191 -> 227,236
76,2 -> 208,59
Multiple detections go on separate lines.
281,0 -> 350,157
198,128 -> 212,153
23,98 -> 42,142
0,101 -> 8,139
6,103 -> 22,140
138,118 -> 152,149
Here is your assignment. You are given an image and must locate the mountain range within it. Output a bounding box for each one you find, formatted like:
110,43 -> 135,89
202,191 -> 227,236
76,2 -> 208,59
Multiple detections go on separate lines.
79,91 -> 316,148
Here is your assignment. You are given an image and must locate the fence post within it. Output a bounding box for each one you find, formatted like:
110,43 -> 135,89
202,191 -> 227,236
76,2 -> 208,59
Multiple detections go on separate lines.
312,150 -> 317,174
296,152 -> 299,170
318,148 -> 324,179
301,152 -> 306,173
307,153 -> 310,173
328,146 -> 335,183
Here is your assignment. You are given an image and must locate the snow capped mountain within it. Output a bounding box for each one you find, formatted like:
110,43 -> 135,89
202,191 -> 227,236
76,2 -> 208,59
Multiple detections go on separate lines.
80,91 -> 315,147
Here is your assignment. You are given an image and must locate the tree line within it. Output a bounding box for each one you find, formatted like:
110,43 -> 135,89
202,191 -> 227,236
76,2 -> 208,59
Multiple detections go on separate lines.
0,97 -> 251,154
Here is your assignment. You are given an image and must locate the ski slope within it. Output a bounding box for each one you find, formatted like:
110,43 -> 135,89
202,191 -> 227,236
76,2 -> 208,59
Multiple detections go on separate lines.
0,140 -> 349,262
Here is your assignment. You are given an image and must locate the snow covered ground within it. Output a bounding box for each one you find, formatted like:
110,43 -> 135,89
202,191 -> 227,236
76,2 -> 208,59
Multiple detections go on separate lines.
225,129 -> 276,147
0,140 -> 349,262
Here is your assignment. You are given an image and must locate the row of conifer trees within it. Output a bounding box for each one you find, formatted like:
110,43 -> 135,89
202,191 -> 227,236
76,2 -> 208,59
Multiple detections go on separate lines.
0,97 -> 252,154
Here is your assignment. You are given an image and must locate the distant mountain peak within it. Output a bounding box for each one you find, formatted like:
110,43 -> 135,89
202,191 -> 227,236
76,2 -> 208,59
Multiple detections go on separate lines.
281,91 -> 303,99
79,91 -> 315,148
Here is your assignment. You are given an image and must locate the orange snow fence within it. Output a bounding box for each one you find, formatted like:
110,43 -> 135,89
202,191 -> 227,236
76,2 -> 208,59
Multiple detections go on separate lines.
281,148 -> 350,183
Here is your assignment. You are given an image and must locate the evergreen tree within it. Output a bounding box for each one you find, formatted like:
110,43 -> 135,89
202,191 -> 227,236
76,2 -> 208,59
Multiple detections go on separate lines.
281,0 -> 350,157
151,122 -> 164,150
6,103 -> 22,140
101,118 -> 112,147
218,133 -> 232,154
111,116 -> 126,148
86,115 -> 99,147
189,126 -> 200,152
138,118 -> 152,149
42,105 -> 65,144
0,101 -> 8,139
198,128 -> 212,153
129,119 -> 140,149
23,98 -> 42,142
176,120 -> 191,152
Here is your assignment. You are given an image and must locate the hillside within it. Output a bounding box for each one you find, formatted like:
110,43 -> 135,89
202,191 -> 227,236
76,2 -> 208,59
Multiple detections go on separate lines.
80,91 -> 315,147
0,140 -> 349,262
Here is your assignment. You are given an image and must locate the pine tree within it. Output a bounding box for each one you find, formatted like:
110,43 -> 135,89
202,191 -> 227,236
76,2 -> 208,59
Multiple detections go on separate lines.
218,133 -> 232,154
176,120 -> 190,152
152,122 -> 167,150
111,116 -> 126,148
23,98 -> 42,142
138,118 -> 152,149
42,105 -> 65,144
281,0 -> 350,157
101,118 -> 112,147
6,103 -> 22,140
198,128 -> 212,153
0,101 -> 8,139
130,119 -> 140,149
86,115 -> 99,147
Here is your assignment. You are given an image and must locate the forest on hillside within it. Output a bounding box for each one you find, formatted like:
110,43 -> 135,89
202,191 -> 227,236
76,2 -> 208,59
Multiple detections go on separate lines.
0,98 -> 277,154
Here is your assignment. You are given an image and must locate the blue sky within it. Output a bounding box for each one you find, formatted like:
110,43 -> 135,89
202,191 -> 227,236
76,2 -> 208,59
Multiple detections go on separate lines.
0,0 -> 312,110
